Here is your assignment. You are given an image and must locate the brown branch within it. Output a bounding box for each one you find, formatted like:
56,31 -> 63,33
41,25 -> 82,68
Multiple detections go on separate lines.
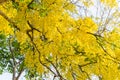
8,37 -> 16,80
87,32 -> 102,37
99,8 -> 112,34
39,60 -> 57,78
35,47 -> 59,78
0,10 -> 20,30
27,20 -> 41,41
0,0 -> 8,4
87,32 -> 120,49
27,0 -> 34,9
71,45 -> 85,55
53,75 -> 56,80
71,72 -> 76,80
26,31 -> 58,79
16,68 -> 24,80
15,60 -> 25,80
96,38 -> 118,60
70,64 -> 76,80
87,32 -> 120,63
46,58 -> 66,80
56,27 -> 63,35
27,21 -> 41,32
78,65 -> 91,80
79,62 -> 97,68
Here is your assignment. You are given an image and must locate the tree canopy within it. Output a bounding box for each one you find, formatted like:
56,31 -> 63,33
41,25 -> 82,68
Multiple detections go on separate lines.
0,0 -> 120,80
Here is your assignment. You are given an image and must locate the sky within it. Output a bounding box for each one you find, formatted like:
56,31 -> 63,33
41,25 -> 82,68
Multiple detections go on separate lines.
0,73 -> 12,80
0,72 -> 25,80
0,72 -> 99,80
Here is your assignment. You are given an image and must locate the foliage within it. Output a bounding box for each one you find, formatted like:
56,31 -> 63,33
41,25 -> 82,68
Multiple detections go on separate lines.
0,0 -> 120,80
0,33 -> 25,80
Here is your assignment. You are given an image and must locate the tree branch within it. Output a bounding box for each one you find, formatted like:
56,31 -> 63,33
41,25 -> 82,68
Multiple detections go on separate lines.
8,37 -> 16,80
46,58 -> 66,80
0,10 -> 20,30
87,32 -> 120,62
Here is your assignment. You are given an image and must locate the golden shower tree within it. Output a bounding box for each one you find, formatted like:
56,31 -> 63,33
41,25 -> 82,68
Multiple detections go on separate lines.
0,0 -> 120,80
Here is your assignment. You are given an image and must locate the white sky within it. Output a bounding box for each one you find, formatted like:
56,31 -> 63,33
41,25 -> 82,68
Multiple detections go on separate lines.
0,72 -> 99,80
0,72 -> 25,80
0,73 -> 12,80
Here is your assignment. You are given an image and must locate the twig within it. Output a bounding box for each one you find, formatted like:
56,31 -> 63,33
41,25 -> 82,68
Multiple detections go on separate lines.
0,10 -> 20,30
